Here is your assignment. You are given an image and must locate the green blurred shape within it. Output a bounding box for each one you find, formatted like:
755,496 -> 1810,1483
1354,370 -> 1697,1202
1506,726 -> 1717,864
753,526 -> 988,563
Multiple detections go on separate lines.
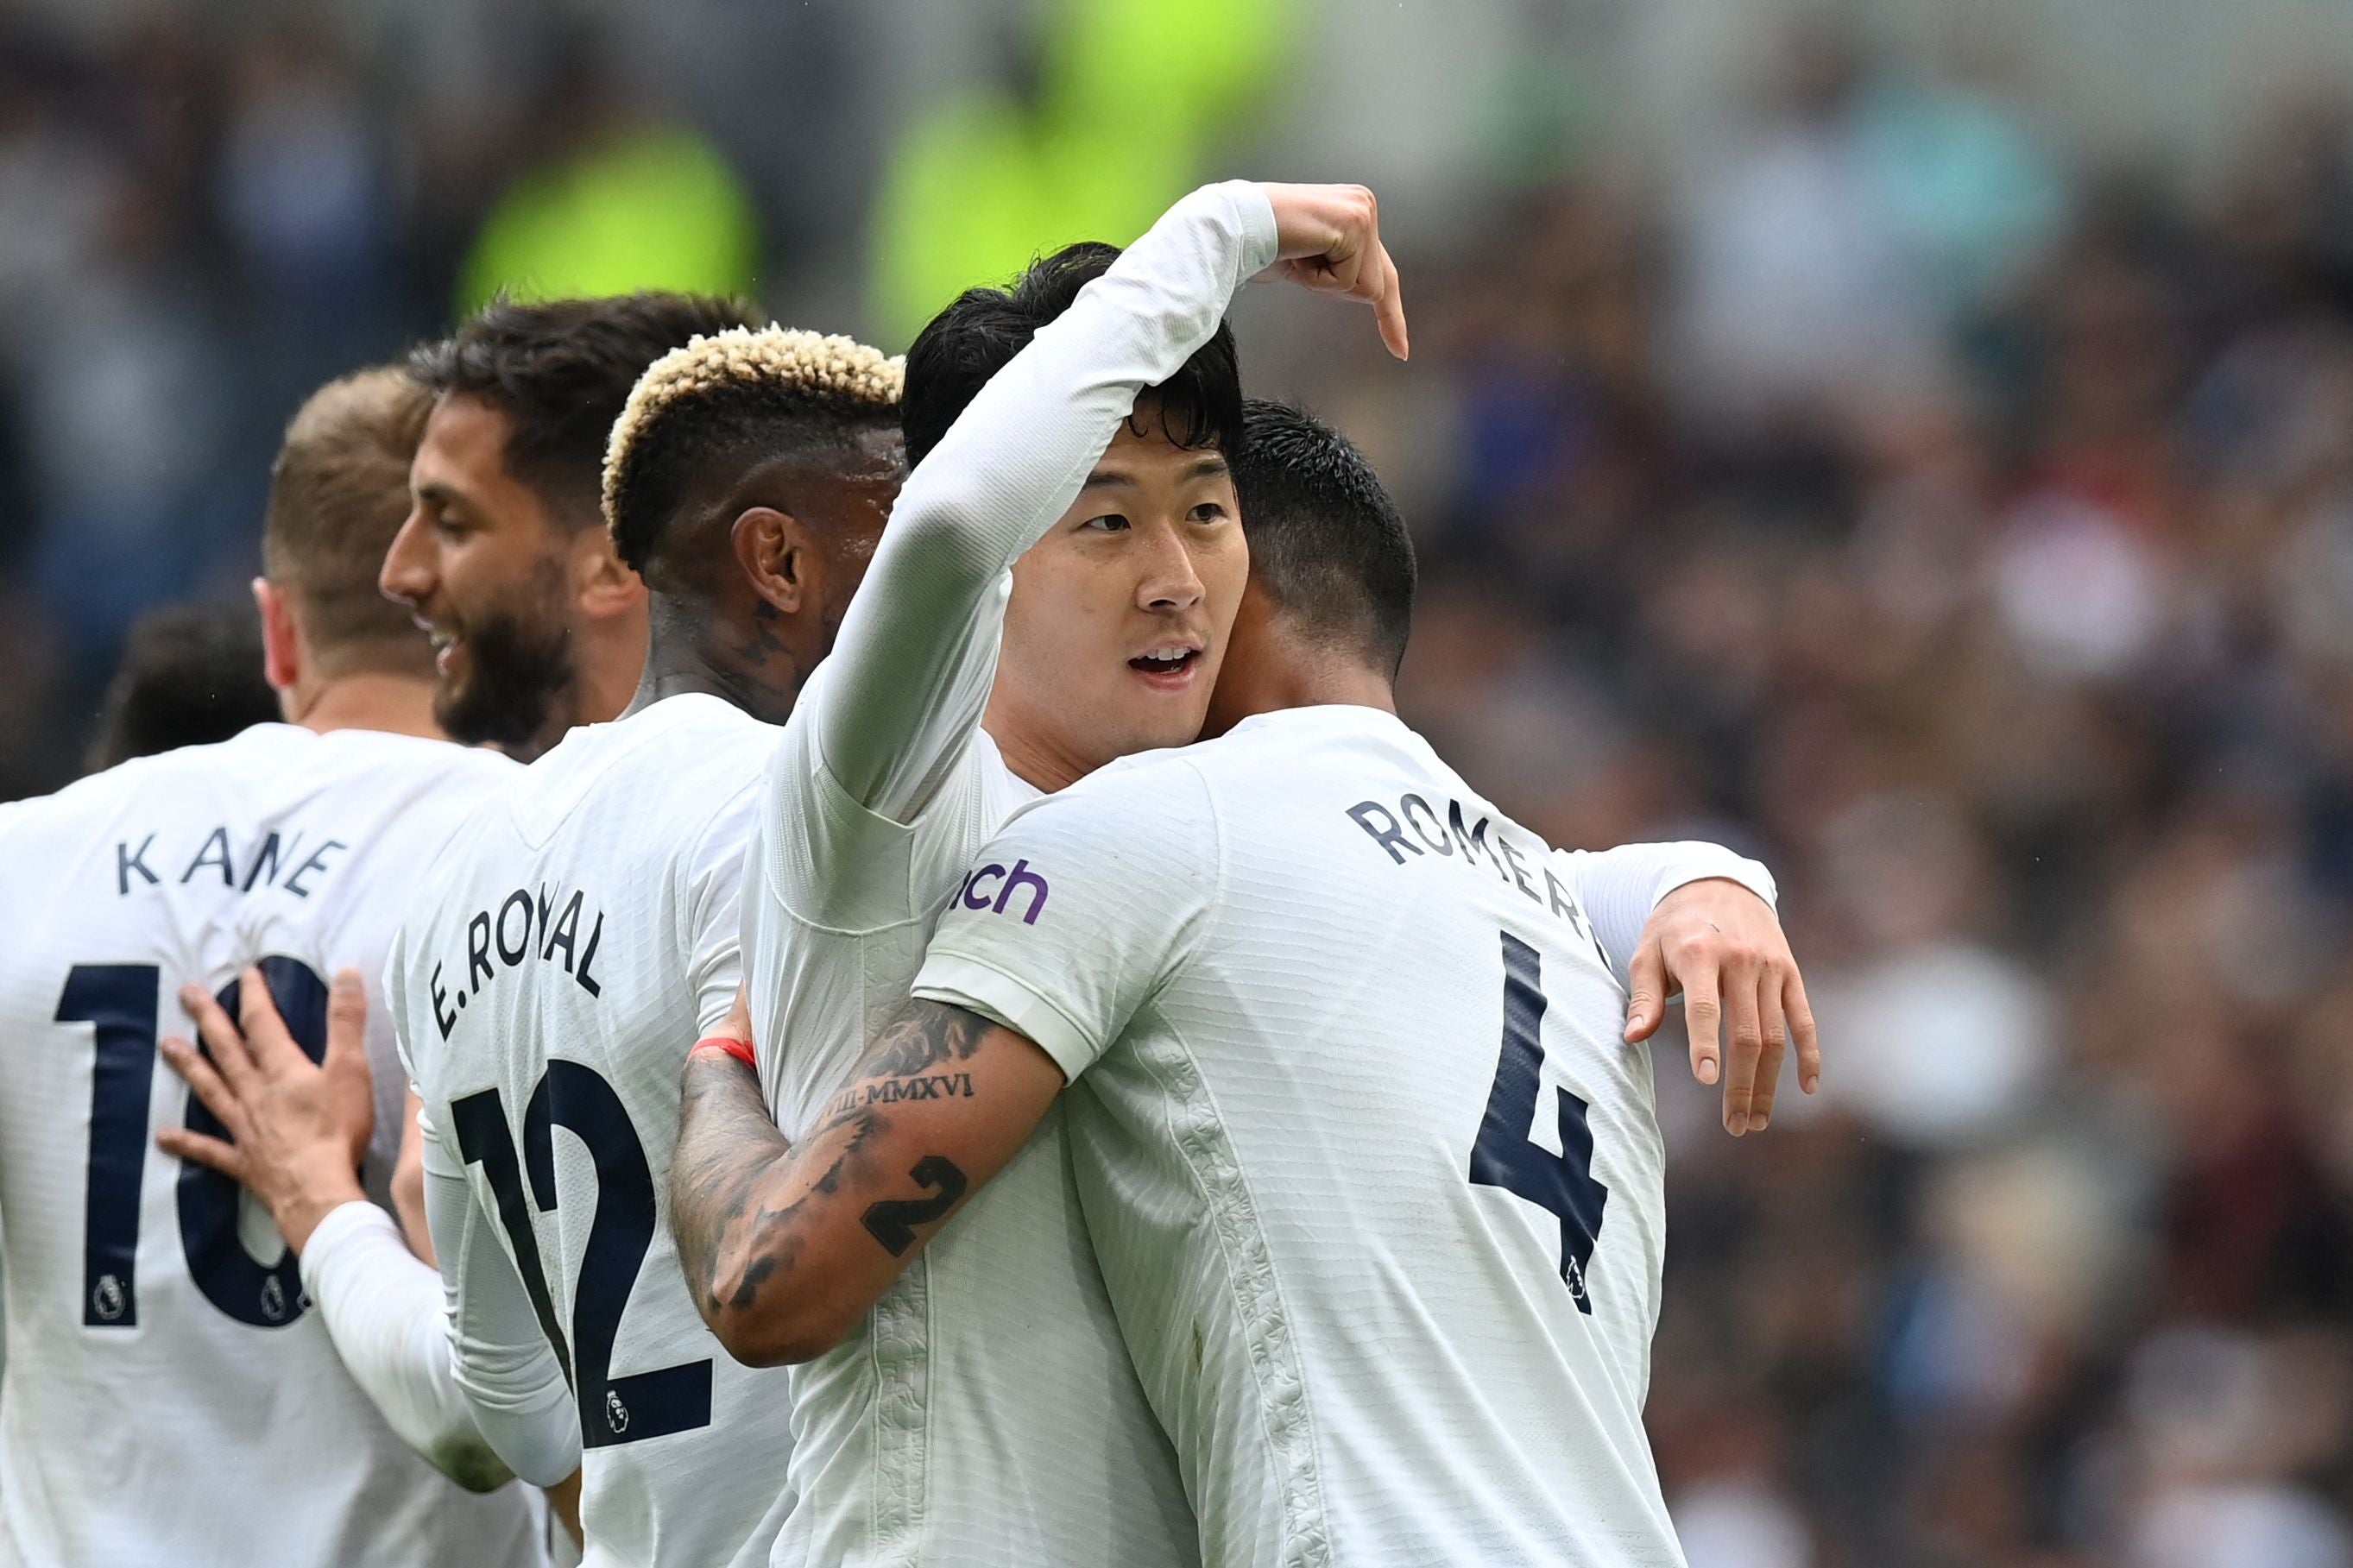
457,123 -> 761,317
871,0 -> 1296,346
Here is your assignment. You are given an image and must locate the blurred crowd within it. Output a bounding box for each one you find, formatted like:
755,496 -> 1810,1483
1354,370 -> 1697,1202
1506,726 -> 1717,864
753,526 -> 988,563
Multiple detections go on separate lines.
2,5 -> 2350,1566
1383,32 -> 2353,1568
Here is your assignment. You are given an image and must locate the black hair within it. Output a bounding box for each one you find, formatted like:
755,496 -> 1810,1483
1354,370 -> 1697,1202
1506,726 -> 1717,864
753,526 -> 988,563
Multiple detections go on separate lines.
901,242 -> 1243,468
88,600 -> 279,771
409,291 -> 761,529
1229,400 -> 1417,677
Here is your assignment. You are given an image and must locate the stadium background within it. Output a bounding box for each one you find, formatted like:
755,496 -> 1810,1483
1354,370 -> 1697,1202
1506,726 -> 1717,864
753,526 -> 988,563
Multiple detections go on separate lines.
4,0 -> 2353,1561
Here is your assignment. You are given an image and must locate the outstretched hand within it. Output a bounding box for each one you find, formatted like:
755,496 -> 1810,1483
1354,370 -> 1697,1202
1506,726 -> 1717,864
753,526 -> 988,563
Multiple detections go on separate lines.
1259,183 -> 1409,360
1623,879 -> 1820,1137
157,965 -> 375,1251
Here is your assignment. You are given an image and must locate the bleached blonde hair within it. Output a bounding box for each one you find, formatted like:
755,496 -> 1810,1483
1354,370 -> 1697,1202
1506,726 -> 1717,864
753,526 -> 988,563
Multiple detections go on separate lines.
602,325 -> 904,572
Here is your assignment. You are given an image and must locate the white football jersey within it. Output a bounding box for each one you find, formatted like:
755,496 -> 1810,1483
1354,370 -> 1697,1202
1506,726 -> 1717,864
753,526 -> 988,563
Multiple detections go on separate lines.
915,704 -> 1688,1568
746,670 -> 1195,1568
738,179 -> 1280,1566
0,723 -> 544,1568
389,695 -> 798,1568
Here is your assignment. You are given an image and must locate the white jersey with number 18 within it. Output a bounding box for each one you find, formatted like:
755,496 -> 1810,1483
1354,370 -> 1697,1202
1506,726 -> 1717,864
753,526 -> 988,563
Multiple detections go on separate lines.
915,704 -> 1694,1568
0,723 -> 543,1568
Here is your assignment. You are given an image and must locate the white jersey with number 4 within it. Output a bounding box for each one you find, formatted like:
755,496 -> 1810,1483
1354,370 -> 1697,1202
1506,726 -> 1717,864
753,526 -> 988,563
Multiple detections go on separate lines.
0,723 -> 543,1568
389,694 -> 798,1568
915,704 -> 1693,1568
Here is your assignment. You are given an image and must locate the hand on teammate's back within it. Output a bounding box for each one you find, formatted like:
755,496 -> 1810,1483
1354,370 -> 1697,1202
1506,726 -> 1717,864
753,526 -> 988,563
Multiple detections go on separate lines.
1622,879 -> 1820,1137
157,966 -> 375,1252
1258,183 -> 1409,360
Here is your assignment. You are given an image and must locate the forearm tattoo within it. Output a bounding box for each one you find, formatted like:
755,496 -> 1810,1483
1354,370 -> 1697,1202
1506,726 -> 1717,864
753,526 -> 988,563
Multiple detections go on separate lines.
669,1000 -> 993,1325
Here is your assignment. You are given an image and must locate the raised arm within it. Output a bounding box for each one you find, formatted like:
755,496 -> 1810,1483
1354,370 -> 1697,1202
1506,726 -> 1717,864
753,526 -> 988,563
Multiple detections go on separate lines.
809,180 -> 1281,822
807,180 -> 1405,822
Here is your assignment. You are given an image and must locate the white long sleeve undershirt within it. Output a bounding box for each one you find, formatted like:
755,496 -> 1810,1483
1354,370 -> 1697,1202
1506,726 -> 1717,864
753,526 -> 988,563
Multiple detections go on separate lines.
1556,841 -> 1779,989
297,1198 -> 517,1492
418,1124 -> 581,1488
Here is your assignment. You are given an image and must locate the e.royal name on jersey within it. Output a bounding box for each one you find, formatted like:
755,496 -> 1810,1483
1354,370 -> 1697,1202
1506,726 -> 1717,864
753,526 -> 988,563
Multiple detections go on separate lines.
422,880 -> 609,1040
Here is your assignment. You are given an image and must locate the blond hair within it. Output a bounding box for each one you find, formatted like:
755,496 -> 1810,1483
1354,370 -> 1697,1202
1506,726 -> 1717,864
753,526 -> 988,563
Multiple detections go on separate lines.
263,366 -> 434,679
602,326 -> 903,573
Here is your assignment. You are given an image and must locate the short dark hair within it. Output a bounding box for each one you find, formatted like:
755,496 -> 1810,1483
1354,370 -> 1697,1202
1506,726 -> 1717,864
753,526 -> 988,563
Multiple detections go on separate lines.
263,365 -> 435,679
1230,400 -> 1417,677
901,242 -> 1242,468
603,329 -> 904,577
87,600 -> 280,771
409,291 -> 761,531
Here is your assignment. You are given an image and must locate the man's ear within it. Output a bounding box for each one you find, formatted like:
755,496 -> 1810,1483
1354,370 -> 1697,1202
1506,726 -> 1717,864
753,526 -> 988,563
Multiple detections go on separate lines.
569,525 -> 648,622
732,506 -> 817,619
253,576 -> 301,694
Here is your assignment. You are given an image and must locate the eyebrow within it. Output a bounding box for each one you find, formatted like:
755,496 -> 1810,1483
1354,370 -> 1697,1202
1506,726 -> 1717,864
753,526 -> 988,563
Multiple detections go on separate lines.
1080,454 -> 1232,489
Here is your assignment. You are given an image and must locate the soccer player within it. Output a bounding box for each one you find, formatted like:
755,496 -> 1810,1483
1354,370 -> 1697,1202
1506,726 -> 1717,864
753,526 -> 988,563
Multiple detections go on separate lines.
670,179 -> 1789,1562
670,179 -> 1400,1567
167,327 -> 907,1566
0,367 -> 544,1567
677,400 -> 1813,1566
382,291 -> 760,762
151,293 -> 763,1554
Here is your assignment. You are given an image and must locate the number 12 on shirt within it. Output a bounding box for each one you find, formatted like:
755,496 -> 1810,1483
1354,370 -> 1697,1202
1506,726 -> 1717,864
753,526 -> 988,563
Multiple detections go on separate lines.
450,1065 -> 712,1449
1469,931 -> 1610,1314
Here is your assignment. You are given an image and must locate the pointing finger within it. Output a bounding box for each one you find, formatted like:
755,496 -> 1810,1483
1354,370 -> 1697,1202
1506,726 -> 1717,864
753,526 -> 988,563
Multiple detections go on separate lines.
1373,245 -> 1409,360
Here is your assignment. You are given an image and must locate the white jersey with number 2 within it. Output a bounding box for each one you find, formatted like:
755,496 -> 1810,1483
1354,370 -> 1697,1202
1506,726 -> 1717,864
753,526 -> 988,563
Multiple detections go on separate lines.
0,723 -> 543,1568
916,704 -> 1710,1568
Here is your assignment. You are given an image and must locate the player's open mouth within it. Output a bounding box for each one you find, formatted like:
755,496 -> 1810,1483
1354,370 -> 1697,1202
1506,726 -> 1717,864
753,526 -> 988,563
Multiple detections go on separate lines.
1127,645 -> 1202,690
427,627 -> 464,678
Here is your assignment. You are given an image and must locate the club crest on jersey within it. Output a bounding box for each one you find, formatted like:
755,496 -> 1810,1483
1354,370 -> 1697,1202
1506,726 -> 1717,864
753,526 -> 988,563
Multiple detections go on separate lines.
91,1274 -> 127,1322
605,1390 -> 630,1435
953,859 -> 1050,925
259,1276 -> 288,1323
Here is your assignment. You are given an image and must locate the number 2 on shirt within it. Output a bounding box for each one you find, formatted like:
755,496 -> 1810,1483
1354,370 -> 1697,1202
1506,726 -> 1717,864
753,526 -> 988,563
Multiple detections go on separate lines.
451,1065 -> 712,1448
1469,931 -> 1610,1314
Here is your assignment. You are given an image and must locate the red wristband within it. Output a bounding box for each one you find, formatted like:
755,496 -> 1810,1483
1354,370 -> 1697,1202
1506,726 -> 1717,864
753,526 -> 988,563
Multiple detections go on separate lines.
692,1034 -> 757,1072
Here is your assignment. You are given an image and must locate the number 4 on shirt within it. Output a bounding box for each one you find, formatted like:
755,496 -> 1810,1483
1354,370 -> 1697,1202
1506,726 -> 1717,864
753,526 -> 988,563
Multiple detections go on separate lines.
1469,931 -> 1609,1314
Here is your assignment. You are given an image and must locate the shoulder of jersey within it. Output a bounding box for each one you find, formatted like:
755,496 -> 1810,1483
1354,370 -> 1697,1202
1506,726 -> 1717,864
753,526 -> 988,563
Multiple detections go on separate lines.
0,724 -> 313,822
